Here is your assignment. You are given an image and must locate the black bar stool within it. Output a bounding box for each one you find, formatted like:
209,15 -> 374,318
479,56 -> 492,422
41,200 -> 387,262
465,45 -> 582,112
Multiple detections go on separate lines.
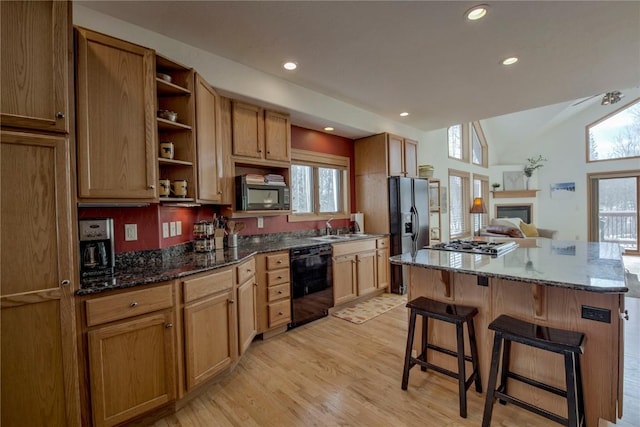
401,296 -> 482,418
482,314 -> 585,427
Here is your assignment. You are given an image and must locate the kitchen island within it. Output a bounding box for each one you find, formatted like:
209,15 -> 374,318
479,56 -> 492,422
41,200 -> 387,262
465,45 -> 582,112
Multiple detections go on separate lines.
390,238 -> 628,427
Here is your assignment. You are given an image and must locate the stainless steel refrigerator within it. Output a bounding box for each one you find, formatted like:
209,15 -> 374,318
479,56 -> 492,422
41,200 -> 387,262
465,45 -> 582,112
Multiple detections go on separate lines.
389,176 -> 430,294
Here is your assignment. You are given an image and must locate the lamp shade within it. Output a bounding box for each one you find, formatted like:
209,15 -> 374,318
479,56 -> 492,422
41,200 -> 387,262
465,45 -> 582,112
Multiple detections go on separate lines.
470,197 -> 487,214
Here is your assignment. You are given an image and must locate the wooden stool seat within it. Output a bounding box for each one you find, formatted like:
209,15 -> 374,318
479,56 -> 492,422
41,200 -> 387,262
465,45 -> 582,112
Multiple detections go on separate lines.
482,314 -> 586,427
402,296 -> 482,418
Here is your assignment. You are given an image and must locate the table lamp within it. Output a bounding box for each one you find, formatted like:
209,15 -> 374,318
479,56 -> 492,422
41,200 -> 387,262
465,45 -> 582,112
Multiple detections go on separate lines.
470,197 -> 487,236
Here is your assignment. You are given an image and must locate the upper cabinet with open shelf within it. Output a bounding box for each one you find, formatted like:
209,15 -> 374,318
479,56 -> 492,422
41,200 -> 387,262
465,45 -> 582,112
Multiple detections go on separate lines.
155,55 -> 197,202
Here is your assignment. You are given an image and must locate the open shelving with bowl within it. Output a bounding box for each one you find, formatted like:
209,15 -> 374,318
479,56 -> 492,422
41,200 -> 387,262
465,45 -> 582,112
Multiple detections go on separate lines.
155,54 -> 197,202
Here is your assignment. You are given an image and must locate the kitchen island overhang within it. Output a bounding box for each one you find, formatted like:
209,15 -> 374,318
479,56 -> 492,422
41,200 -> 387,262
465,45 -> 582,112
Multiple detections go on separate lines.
390,239 -> 628,426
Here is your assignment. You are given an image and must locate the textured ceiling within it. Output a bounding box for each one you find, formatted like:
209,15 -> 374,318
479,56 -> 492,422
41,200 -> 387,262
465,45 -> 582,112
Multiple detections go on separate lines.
77,1 -> 640,133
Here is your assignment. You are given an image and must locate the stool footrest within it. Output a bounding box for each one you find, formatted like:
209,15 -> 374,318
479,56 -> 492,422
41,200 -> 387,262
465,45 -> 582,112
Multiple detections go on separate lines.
425,343 -> 474,363
494,390 -> 567,426
411,356 -> 479,391
506,371 -> 567,398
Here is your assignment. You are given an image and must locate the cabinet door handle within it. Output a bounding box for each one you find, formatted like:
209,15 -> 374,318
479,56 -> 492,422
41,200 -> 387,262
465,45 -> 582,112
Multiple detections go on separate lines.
278,311 -> 283,315
130,302 -> 138,308
277,276 -> 282,280
277,260 -> 283,264
253,282 -> 258,287
148,184 -> 156,189
165,323 -> 173,328
278,290 -> 283,294
60,279 -> 70,286
229,299 -> 235,304
55,112 -> 65,119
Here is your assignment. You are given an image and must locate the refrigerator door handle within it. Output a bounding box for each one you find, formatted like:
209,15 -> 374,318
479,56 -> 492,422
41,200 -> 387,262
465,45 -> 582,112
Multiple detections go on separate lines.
410,205 -> 419,241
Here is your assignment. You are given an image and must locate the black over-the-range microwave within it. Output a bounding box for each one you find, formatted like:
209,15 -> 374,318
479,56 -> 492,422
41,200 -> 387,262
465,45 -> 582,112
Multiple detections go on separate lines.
236,176 -> 290,211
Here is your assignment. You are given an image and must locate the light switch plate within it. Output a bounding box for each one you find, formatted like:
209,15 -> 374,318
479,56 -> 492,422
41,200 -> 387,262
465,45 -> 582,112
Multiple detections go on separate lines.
170,221 -> 176,237
124,224 -> 138,241
176,221 -> 182,236
257,217 -> 264,229
162,223 -> 169,239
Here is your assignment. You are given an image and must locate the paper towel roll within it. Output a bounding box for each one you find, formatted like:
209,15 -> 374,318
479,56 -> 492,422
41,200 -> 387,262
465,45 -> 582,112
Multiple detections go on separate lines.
351,212 -> 364,234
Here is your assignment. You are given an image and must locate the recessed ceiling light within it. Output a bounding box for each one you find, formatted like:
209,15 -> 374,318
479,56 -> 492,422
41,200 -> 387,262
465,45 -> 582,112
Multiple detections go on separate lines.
466,4 -> 488,21
324,127 -> 334,132
400,112 -> 410,117
501,57 -> 518,66
283,61 -> 297,71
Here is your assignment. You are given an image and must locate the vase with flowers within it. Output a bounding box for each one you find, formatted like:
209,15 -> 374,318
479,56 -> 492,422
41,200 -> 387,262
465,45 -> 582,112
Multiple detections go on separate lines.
524,155 -> 547,189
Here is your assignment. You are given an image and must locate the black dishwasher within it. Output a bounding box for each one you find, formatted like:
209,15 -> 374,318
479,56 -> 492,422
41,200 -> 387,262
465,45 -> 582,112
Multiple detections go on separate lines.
289,244 -> 333,328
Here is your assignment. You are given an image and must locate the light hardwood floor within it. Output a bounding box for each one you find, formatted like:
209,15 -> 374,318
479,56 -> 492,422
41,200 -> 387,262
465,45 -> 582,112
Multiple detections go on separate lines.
155,297 -> 639,427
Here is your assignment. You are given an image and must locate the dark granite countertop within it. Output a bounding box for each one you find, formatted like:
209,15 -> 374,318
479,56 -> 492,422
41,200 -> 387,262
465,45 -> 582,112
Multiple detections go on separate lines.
389,238 -> 629,293
78,233 -> 385,295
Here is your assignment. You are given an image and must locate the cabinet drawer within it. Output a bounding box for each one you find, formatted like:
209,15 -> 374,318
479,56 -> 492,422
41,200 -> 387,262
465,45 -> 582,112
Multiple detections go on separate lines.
376,238 -> 389,249
86,284 -> 173,327
267,283 -> 290,302
183,268 -> 233,303
236,257 -> 256,285
266,252 -> 289,270
268,299 -> 291,327
332,239 -> 376,256
267,268 -> 290,287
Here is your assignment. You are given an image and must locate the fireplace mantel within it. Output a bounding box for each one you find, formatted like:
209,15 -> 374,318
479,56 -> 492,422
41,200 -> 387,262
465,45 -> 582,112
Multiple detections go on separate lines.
491,189 -> 538,198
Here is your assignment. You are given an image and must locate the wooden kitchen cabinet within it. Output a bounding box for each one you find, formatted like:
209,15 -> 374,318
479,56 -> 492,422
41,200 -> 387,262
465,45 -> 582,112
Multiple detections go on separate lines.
333,254 -> 358,306
236,258 -> 257,355
255,251 -> 291,333
194,74 -> 222,202
1,1 -> 70,133
232,101 -> 291,164
182,268 -> 237,391
83,283 -> 176,427
376,237 -> 390,290
332,239 -> 378,306
356,132 -> 418,178
1,130 -> 80,427
156,55 -> 197,202
76,27 -> 158,201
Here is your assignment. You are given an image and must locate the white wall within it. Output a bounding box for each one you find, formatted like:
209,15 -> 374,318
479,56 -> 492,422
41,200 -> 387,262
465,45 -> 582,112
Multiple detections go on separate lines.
486,87 -> 640,240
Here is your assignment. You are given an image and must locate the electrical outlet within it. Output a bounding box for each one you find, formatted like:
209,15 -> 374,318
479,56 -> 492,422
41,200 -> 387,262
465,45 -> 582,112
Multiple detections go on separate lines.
170,221 -> 176,237
257,217 -> 264,229
176,221 -> 182,236
162,223 -> 169,239
581,305 -> 611,323
124,224 -> 138,241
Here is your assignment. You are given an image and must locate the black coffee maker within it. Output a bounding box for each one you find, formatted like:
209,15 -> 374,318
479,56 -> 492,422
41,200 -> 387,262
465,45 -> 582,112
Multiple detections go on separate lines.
79,218 -> 115,278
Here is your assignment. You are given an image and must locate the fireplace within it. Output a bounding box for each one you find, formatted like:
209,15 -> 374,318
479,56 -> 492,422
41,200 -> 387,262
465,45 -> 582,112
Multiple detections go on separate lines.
495,204 -> 532,223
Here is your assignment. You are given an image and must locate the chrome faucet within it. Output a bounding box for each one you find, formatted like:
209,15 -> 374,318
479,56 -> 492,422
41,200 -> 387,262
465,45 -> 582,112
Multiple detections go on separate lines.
325,218 -> 334,235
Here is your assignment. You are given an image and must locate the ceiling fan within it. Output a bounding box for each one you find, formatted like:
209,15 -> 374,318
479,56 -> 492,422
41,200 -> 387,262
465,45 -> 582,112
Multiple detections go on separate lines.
571,90 -> 624,107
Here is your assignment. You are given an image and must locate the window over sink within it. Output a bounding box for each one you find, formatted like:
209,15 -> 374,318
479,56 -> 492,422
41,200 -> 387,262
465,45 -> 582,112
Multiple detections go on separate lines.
289,149 -> 350,221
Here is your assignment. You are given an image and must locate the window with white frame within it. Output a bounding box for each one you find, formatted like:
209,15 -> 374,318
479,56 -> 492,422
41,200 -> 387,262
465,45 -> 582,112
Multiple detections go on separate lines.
448,124 -> 467,161
471,122 -> 488,167
289,149 -> 350,220
587,98 -> 640,162
449,169 -> 471,238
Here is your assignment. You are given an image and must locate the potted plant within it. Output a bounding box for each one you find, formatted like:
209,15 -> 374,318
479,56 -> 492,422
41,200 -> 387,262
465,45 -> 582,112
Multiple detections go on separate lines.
491,182 -> 501,191
524,155 -> 547,189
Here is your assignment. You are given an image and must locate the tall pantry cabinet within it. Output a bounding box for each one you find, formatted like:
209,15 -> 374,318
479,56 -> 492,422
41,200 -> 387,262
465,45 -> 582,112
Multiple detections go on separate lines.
0,1 -> 81,426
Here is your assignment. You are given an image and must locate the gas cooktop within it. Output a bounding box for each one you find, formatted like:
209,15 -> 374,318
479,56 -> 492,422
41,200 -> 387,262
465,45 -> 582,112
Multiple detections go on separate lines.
427,240 -> 518,256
